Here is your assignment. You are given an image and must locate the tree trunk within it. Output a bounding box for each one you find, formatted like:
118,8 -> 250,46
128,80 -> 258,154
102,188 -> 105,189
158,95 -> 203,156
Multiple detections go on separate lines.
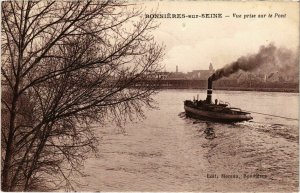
2,98 -> 17,191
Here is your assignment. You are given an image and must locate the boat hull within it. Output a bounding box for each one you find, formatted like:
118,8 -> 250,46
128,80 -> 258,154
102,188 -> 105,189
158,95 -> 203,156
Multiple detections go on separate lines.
184,105 -> 252,122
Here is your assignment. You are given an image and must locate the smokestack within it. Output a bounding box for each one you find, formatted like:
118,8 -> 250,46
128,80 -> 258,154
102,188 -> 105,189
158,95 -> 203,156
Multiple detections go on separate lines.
206,76 -> 213,103
176,65 -> 178,73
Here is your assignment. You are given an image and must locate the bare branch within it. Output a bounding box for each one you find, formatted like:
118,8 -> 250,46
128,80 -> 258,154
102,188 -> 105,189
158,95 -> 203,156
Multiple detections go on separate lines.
1,1 -> 163,191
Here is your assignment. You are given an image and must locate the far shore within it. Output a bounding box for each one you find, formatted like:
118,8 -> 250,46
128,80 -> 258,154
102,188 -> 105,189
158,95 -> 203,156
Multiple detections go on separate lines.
159,87 -> 299,93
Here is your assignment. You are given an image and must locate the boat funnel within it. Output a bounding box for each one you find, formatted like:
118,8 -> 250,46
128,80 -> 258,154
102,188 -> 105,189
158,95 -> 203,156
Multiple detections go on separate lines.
206,76 -> 213,103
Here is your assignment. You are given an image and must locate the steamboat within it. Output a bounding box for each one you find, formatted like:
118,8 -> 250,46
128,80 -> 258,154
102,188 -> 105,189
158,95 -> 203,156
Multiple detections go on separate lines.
184,76 -> 253,122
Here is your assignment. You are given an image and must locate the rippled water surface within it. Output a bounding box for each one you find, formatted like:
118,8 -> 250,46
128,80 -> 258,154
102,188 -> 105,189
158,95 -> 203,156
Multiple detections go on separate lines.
78,90 -> 298,192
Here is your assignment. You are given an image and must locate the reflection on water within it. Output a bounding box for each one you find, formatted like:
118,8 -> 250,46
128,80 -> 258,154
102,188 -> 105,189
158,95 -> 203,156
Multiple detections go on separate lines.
78,90 -> 298,192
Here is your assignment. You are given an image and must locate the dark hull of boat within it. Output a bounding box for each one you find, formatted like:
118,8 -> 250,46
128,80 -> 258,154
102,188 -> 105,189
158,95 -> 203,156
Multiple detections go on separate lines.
184,105 -> 253,122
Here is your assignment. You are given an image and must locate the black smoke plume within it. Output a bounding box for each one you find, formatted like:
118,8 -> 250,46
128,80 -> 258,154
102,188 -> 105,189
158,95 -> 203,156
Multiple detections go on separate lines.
210,43 -> 299,81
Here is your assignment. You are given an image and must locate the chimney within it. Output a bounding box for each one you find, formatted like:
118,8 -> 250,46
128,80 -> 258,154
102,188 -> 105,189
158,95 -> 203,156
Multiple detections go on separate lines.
176,65 -> 178,73
206,77 -> 213,103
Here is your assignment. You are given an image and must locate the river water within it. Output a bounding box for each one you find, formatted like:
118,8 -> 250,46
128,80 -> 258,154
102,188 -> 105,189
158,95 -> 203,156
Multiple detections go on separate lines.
77,90 -> 298,192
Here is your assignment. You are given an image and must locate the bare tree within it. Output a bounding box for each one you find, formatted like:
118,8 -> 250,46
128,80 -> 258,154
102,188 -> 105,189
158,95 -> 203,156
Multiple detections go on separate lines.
1,1 -> 164,191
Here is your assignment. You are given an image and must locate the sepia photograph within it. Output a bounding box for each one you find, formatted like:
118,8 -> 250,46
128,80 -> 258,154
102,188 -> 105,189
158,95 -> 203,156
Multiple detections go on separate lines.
1,0 -> 299,192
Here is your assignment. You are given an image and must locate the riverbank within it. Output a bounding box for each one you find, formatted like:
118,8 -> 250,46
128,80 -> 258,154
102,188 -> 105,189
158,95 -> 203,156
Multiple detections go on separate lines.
157,79 -> 299,93
159,87 -> 299,93
207,87 -> 298,93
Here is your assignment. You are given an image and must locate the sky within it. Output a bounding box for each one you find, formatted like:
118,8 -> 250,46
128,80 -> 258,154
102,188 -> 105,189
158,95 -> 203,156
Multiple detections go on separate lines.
141,1 -> 299,73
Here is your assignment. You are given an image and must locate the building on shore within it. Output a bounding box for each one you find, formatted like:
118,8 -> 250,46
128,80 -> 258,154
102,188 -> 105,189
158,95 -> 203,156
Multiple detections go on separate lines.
155,63 -> 298,84
186,63 -> 215,80
167,65 -> 187,79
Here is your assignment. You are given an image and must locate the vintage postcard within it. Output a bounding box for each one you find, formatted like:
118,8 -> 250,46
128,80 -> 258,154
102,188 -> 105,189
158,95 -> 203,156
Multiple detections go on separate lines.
1,0 -> 299,192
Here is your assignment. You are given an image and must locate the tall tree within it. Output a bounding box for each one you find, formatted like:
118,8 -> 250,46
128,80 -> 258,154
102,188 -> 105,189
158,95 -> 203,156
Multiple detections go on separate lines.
1,1 -> 164,191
